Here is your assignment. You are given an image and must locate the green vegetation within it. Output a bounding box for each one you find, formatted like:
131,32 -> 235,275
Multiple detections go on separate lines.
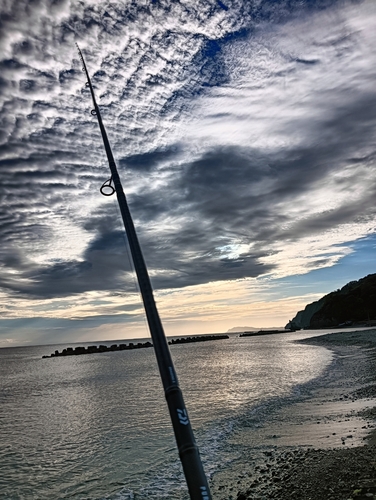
310,274 -> 376,328
287,274 -> 376,329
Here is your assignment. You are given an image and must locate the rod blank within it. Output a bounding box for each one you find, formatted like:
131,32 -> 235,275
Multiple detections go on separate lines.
76,44 -> 212,500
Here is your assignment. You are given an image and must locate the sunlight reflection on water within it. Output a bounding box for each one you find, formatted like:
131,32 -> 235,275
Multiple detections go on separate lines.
0,331 -> 336,498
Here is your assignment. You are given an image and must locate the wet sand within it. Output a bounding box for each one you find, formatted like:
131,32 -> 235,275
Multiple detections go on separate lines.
210,329 -> 376,500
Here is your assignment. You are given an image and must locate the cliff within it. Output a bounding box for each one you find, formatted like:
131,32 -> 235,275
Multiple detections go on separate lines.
286,273 -> 376,329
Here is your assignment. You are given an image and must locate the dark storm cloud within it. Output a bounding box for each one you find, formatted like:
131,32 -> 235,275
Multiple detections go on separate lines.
132,109 -> 376,243
0,0 -> 375,306
119,145 -> 181,172
0,244 -> 135,299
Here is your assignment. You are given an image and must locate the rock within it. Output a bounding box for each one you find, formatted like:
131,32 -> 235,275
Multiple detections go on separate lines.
236,493 -> 247,500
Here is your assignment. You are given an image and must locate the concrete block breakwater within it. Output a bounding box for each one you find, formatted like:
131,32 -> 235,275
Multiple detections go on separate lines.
42,335 -> 229,358
239,330 -> 290,337
168,334 -> 229,345
42,342 -> 153,358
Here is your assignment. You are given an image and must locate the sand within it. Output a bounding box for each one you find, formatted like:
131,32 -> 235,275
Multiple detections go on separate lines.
210,329 -> 376,500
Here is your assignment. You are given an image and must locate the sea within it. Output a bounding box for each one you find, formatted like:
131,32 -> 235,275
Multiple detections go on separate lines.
0,328 -> 363,499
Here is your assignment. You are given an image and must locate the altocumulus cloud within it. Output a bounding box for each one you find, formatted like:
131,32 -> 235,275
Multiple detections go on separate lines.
0,0 -> 376,332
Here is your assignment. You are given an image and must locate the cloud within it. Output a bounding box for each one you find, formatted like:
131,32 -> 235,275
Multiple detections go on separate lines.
0,0 -> 375,334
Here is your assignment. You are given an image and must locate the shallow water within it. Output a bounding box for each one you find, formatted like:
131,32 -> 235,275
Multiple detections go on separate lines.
0,329 -> 363,499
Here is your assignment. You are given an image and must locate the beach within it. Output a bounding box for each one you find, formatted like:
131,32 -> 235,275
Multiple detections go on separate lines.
210,329 -> 376,500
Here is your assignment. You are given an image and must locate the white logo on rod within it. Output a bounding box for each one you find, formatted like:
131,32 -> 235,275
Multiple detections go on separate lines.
177,408 -> 189,425
200,486 -> 210,499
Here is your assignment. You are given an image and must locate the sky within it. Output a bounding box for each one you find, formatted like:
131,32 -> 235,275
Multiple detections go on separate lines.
0,0 -> 376,347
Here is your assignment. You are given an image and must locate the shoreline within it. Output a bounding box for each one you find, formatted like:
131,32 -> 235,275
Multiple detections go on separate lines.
210,329 -> 376,500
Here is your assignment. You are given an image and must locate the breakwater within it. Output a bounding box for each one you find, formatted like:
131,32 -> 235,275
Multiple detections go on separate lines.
42,335 -> 229,358
168,334 -> 229,345
42,342 -> 153,358
239,330 -> 290,337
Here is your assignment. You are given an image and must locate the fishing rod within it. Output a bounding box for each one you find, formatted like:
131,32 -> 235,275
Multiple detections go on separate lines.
76,45 -> 212,500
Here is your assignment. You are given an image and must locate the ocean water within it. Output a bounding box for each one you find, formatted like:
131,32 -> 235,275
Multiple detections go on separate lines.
1,330 -> 345,499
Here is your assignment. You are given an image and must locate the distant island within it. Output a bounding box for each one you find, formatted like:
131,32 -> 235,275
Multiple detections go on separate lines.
286,273 -> 376,330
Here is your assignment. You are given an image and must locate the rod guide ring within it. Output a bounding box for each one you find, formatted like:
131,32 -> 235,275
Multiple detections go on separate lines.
100,178 -> 115,196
